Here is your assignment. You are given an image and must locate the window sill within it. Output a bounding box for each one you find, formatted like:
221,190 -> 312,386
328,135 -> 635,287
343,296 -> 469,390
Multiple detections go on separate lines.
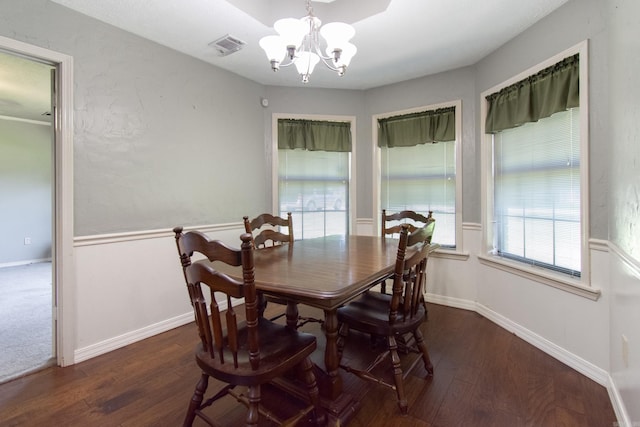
477,253 -> 601,301
432,248 -> 470,261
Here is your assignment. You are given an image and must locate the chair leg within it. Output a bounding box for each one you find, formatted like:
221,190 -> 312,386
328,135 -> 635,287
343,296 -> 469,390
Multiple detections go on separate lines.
257,292 -> 267,318
246,385 -> 260,427
413,328 -> 434,375
380,279 -> 387,294
388,335 -> 408,414
300,356 -> 326,425
183,373 -> 209,427
421,295 -> 429,321
337,322 -> 349,360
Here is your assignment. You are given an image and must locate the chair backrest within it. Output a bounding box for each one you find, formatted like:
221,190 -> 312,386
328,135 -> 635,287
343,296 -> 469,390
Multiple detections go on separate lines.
382,209 -> 434,242
389,223 -> 435,324
243,212 -> 294,249
173,227 -> 261,370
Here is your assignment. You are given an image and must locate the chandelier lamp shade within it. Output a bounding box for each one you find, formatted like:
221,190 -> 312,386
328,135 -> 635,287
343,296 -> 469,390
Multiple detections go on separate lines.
259,0 -> 357,83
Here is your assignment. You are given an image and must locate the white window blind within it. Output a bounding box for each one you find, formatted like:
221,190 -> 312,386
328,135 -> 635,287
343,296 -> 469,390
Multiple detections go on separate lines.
381,141 -> 456,247
493,108 -> 581,275
278,149 -> 349,239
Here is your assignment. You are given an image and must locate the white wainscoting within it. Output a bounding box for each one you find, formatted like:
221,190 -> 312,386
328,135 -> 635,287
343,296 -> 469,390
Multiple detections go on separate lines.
71,220 -> 630,425
73,223 -> 245,363
607,243 -> 640,427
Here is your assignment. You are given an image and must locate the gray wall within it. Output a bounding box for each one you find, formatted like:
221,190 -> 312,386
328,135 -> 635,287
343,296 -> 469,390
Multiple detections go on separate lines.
474,0 -> 608,239
263,67 -> 477,224
0,0 -> 269,236
262,86 -> 366,216
3,0 -> 639,420
0,0 -> 610,240
609,0 -> 640,256
608,0 -> 640,421
0,120 -> 52,264
364,67 -> 477,222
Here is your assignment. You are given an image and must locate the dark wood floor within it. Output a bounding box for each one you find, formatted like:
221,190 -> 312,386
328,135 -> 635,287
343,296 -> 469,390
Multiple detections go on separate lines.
0,303 -> 617,426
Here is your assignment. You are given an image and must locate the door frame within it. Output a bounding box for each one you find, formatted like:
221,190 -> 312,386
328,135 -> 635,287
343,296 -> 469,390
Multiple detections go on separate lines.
0,36 -> 75,366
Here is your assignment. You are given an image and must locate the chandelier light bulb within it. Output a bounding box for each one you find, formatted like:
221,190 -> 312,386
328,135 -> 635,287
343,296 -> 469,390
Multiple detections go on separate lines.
326,42 -> 357,67
295,51 -> 320,83
319,22 -> 355,50
274,18 -> 307,49
259,35 -> 286,70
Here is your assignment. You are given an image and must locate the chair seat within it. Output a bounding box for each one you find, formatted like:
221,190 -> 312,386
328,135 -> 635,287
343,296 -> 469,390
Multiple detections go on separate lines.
337,299 -> 425,337
196,317 -> 317,386
356,290 -> 392,307
359,288 -> 427,319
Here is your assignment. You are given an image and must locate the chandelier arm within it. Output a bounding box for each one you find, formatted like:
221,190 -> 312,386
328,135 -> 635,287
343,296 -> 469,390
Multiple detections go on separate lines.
310,43 -> 344,73
317,55 -> 340,72
311,43 -> 338,67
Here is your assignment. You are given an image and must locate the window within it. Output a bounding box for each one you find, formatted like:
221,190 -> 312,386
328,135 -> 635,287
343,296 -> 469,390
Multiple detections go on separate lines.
482,43 -> 589,285
494,108 -> 581,276
377,102 -> 461,249
275,117 -> 353,239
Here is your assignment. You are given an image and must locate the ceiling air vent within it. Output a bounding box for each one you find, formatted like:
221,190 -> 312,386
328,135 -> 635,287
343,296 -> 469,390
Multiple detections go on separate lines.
209,34 -> 246,57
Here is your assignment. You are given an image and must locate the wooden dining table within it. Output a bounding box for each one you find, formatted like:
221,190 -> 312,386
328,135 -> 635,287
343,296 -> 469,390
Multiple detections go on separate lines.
225,234 -> 407,424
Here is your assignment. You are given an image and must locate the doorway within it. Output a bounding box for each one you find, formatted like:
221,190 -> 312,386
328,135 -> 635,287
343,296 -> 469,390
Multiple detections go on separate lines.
0,35 -> 74,375
0,50 -> 56,382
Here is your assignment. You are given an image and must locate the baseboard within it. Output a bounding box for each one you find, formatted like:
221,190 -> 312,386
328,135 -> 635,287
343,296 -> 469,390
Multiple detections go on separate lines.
432,299 -> 628,423
73,298 -> 238,364
74,312 -> 195,363
607,374 -> 632,427
425,293 -> 476,311
72,291 -> 625,425
477,301 -> 629,424
426,294 -> 613,388
0,258 -> 51,268
475,303 -> 609,386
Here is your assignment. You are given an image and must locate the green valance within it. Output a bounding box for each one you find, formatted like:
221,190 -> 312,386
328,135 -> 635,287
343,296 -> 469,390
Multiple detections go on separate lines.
278,119 -> 352,152
485,54 -> 579,134
378,106 -> 456,148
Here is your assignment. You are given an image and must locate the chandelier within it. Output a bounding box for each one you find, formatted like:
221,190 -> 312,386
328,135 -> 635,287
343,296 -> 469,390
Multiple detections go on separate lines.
259,0 -> 357,83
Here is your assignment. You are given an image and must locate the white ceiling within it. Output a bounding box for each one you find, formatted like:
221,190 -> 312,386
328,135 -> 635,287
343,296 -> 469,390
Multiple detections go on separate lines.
0,0 -> 570,122
0,51 -> 54,122
50,0 -> 570,90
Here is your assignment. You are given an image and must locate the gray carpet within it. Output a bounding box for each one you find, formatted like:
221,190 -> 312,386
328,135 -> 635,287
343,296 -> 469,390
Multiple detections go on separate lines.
0,262 -> 54,384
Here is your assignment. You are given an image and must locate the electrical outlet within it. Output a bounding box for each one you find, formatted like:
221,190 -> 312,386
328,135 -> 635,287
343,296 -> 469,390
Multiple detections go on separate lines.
24,237 -> 31,245
622,334 -> 629,368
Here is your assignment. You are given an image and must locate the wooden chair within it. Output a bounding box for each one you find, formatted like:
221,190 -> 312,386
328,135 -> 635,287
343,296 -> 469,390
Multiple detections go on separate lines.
377,210 -> 435,313
243,213 -> 323,329
243,212 -> 294,249
336,223 -> 435,414
173,227 -> 325,427
382,209 -> 434,239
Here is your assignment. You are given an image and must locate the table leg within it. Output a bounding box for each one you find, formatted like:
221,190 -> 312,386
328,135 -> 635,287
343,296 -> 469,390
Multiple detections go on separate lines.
285,301 -> 299,330
271,307 -> 359,426
323,309 -> 342,401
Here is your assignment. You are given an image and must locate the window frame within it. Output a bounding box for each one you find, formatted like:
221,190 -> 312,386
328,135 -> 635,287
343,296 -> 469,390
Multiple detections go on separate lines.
373,100 -> 463,255
271,113 -> 356,236
479,40 -> 597,299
